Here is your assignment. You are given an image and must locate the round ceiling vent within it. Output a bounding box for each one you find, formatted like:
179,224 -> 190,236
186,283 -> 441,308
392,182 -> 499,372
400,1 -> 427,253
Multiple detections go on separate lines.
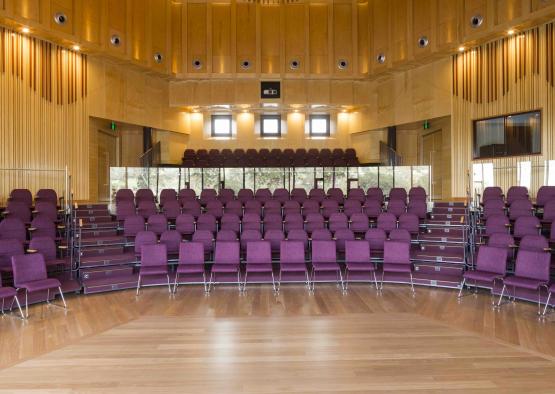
192,59 -> 203,70
418,36 -> 429,48
240,60 -> 251,70
470,14 -> 484,28
153,52 -> 163,64
54,12 -> 67,25
376,53 -> 386,64
290,59 -> 300,70
337,59 -> 348,70
110,34 -> 121,46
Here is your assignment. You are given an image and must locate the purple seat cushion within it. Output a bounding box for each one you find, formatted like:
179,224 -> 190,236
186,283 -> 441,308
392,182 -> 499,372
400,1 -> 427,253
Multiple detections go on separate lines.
19,278 -> 61,292
246,264 -> 273,273
463,270 -> 503,283
211,264 -> 239,273
280,263 -> 307,272
176,264 -> 205,274
0,287 -> 16,298
503,275 -> 547,290
550,284 -> 555,293
312,262 -> 340,272
382,263 -> 413,273
139,266 -> 168,276
346,262 -> 376,272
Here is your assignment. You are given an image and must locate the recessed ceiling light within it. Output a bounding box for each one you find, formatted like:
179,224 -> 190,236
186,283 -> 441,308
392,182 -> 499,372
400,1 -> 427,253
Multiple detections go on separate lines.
263,103 -> 279,108
72,45 -> 80,51
21,27 -> 30,34
458,46 -> 465,52
507,29 -> 515,35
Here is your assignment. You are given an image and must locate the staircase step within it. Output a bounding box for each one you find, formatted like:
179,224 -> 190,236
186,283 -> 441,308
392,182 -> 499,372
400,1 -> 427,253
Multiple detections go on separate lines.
82,273 -> 139,294
79,245 -> 125,257
80,266 -> 134,280
76,203 -> 108,210
78,235 -> 127,247
75,209 -> 110,217
80,229 -> 118,238
79,251 -> 136,268
78,216 -> 113,223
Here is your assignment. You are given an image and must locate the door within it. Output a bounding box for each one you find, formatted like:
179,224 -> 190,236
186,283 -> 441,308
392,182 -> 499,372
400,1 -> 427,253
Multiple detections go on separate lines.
422,130 -> 443,200
98,131 -> 118,202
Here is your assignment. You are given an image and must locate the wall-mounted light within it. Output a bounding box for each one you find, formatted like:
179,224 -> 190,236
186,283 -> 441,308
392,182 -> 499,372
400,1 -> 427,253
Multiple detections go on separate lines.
458,46 -> 465,52
21,27 -> 30,34
72,45 -> 80,51
507,29 -> 515,35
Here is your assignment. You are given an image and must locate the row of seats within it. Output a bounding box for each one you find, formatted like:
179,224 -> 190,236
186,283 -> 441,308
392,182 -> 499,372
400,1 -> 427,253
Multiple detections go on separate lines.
182,148 -> 359,167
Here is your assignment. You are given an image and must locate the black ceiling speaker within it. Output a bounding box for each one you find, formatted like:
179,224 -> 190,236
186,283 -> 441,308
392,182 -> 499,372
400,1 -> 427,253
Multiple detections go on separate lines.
241,60 -> 251,70
192,59 -> 202,70
153,52 -> 163,64
418,36 -> 429,48
54,12 -> 67,25
289,59 -> 300,70
337,59 -> 348,69
110,34 -> 121,46
470,14 -> 483,28
376,53 -> 386,64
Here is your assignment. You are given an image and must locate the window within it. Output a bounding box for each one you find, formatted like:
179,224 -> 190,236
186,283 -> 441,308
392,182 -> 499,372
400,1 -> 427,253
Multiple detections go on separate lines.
473,110 -> 541,159
309,114 -> 330,137
260,115 -> 281,137
211,115 -> 232,137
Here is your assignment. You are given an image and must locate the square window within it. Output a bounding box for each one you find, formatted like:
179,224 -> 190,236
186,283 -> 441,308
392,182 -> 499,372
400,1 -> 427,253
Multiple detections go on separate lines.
261,115 -> 281,137
211,115 -> 232,137
309,114 -> 330,137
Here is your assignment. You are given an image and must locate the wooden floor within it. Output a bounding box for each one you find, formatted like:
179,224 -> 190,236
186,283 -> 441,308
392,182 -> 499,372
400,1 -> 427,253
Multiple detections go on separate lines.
0,284 -> 554,393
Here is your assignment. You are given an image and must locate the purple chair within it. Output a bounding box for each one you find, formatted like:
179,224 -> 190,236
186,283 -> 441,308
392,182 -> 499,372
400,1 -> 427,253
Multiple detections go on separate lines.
273,188 -> 290,205
279,240 -> 309,290
310,240 -> 342,291
238,189 -> 254,204
123,215 -> 146,239
497,249 -> 551,314
263,213 -> 283,232
388,229 -> 411,243
221,214 -> 241,234
536,186 -> 555,208
283,214 -> 304,232
264,229 -> 285,254
349,212 -> 370,234
287,229 -> 309,251
321,200 -> 339,220
308,189 -> 326,203
5,201 -> 32,223
377,212 -> 397,233
387,199 -> 406,217
174,242 -> 207,293
0,240 -> 24,272
347,188 -> 366,203
327,188 -> 345,205
205,200 -> 224,219
175,214 -> 196,237
329,212 -> 349,232
36,189 -> 58,206
242,213 -> 262,232
365,228 -> 387,254
209,241 -> 241,291
11,253 -> 67,318
513,216 -> 541,238
0,217 -> 26,243
34,201 -> 59,222
509,199 -> 534,220
178,188 -> 197,202
224,200 -> 243,217
363,199 -> 382,219
28,236 -> 68,268
147,214 -> 168,236
159,189 -> 177,207
136,244 -> 170,295
216,229 -> 238,242
343,200 -> 362,217
407,200 -> 427,220
29,215 -> 56,239
9,189 -> 32,207
134,231 -> 157,258
162,199 -> 181,221
518,235 -> 549,253
398,213 -> 419,236
196,213 -> 217,233
541,200 -> 555,224
255,188 -> 272,204
302,200 -> 320,217
283,201 -> 301,216
240,229 -> 262,253
244,241 -> 275,291
483,199 -> 506,219
263,200 -> 282,217
135,189 -> 155,205
408,187 -> 426,202
344,240 -> 377,290
381,240 -> 413,293
116,201 -> 136,221
487,233 -> 515,263
218,188 -> 235,204
200,189 -> 218,205
311,228 -> 332,241
482,186 -> 503,204
137,200 -> 157,219
181,200 -> 202,218
160,230 -> 182,257
192,230 -> 214,256
0,271 -> 24,318
458,245 -> 508,298
116,189 -> 134,203
305,213 -> 325,234
484,214 -> 510,236
506,186 -> 529,205
244,200 -> 262,216
291,188 -> 308,204
366,187 -> 384,203
388,188 -> 407,203
333,228 -> 355,254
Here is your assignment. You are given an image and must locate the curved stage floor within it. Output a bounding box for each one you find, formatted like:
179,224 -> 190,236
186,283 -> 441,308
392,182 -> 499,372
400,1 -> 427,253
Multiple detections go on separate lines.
0,284 -> 554,393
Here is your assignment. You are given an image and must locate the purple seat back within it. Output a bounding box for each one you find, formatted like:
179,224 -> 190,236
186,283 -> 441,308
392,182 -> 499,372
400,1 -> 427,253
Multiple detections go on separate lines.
327,188 -> 344,204
181,200 -> 201,218
280,240 -> 305,263
311,228 -> 332,241
221,214 -> 240,233
30,215 -> 56,239
116,201 -> 136,221
225,200 -> 243,217
116,189 -> 134,203
329,212 -> 348,232
255,188 -> 272,203
124,215 -> 146,237
407,200 -> 427,219
383,240 -> 410,265
408,187 -> 426,201
366,187 -> 384,203
206,200 -> 224,219
263,200 -> 282,216
388,188 -> 407,202
244,200 -> 262,216
542,200 -> 555,223
9,189 -> 32,207
519,235 -> 548,252
291,188 -> 308,204
347,188 -> 365,203
387,200 -> 406,217
513,249 -> 550,281
175,214 -> 195,235
36,189 -> 57,205
475,245 -> 508,274
200,189 -> 218,205
345,240 -> 370,263
161,199 -> 181,220
398,213 -> 419,234
506,186 -> 528,205
264,229 -> 285,252
365,228 -> 386,251
159,189 -> 177,207
536,186 -> 555,207
273,188 -> 290,204
218,188 -> 235,204
377,212 -> 397,232
29,236 -> 57,261
214,241 -> 240,264
483,199 -> 505,219
263,213 -> 283,231
247,241 -> 272,264
302,200 -> 320,216
178,242 -> 204,265
333,228 -> 355,252
0,240 -> 24,270
134,231 -> 158,255
35,201 -> 58,222
135,189 -> 155,204
242,213 -> 261,231
509,199 -> 533,220
349,212 -> 370,232
283,201 -> 301,216
363,199 -> 382,218
283,214 -> 304,232
137,200 -> 157,219
389,229 -> 411,243
147,214 -> 168,235
311,240 -> 336,263
178,188 -> 197,202
321,200 -> 339,219
287,229 -> 308,249
308,189 -> 326,203
216,229 -> 238,241
482,186 -> 503,203
238,189 -> 254,204
196,213 -> 217,233
343,200 -> 362,217
140,244 -> 167,268
0,217 -> 26,243
487,233 -> 514,249
485,214 -> 509,236
240,230 -> 262,251
160,230 -> 182,254
12,253 -> 48,287
513,216 -> 540,238
192,230 -> 214,253
5,201 -> 31,223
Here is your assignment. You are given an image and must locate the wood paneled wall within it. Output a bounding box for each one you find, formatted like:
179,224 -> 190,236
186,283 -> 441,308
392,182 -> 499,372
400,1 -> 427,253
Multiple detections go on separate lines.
0,26 -> 88,202
3,1 -> 555,79
452,23 -> 555,198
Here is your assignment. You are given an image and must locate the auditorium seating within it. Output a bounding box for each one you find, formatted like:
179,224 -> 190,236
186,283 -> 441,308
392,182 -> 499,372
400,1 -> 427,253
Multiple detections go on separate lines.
182,148 -> 359,167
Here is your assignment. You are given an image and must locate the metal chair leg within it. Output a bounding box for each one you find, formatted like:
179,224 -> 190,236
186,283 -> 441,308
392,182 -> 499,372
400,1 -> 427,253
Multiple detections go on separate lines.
380,270 -> 385,291
25,290 -> 29,319
57,287 -> 67,309
166,275 -> 172,294
542,291 -> 552,316
173,273 -> 179,294
457,278 -> 466,298
338,270 -> 345,293
13,296 -> 24,320
373,271 -> 379,291
136,275 -> 141,296
203,272 -> 208,293
409,273 -> 415,295
496,284 -> 507,307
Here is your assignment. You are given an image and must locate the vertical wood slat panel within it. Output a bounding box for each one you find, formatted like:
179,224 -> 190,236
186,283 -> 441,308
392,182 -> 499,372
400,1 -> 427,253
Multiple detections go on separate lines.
0,27 -> 88,203
452,24 -> 553,198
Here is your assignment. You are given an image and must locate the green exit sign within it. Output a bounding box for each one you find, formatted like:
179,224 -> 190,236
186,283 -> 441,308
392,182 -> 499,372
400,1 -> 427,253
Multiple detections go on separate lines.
423,120 -> 430,130
111,121 -> 117,131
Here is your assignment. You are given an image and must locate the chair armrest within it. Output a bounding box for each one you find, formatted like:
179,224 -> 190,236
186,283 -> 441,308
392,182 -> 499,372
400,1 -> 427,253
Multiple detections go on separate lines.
28,227 -> 36,231
58,245 -> 68,250
26,249 -> 38,253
